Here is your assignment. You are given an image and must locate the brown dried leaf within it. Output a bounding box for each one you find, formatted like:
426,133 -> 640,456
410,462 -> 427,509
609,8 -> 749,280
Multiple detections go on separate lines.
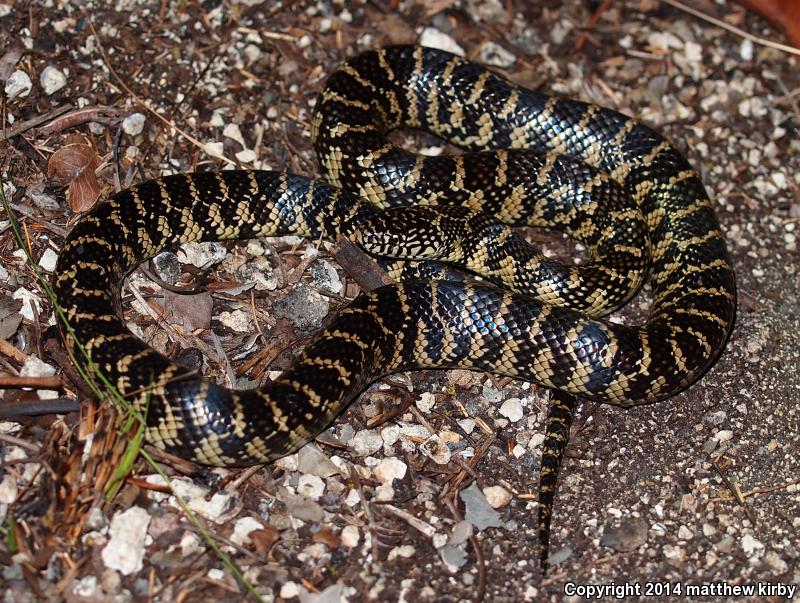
312,525 -> 340,549
47,137 -> 101,212
251,525 -> 281,557
163,290 -> 213,331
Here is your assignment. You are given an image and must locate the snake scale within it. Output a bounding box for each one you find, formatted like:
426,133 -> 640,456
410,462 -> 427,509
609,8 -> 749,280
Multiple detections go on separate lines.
53,45 -> 736,568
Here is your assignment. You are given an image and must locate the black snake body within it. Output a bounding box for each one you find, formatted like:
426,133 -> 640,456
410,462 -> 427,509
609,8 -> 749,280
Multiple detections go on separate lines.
53,45 -> 736,567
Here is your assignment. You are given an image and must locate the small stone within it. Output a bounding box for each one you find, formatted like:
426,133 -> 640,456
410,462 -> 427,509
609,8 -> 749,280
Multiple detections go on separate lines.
350,429 -> 383,456
308,260 -> 343,294
271,283 -> 329,332
0,475 -> 17,504
547,546 -> 573,566
460,482 -> 505,530
388,544 -> 416,560
499,398 -> 524,422
235,148 -> 256,163
702,523 -> 716,537
280,581 -> 300,599
222,122 -> 245,146
178,241 -> 227,269
528,433 -> 546,448
457,418 -> 475,434
168,479 -> 234,522
741,533 -> 764,557
482,485 -> 512,509
662,543 -> 686,567
416,392 -> 436,413
20,356 -> 56,378
715,535 -> 734,553
739,38 -> 753,61
373,458 -> 407,484
420,433 -> 452,464
5,70 -> 32,100
101,506 -> 151,575
230,516 -> 262,546
122,113 -> 146,136
280,487 -> 325,523
476,41 -> 515,68
714,430 -> 733,443
152,252 -> 181,284
765,551 -> 788,573
381,424 -> 400,447
418,28 -> 465,56
297,474 -> 325,500
218,309 -> 250,332
601,517 -> 648,552
40,66 -> 67,95
677,525 -> 694,540
341,525 -> 360,548
297,445 -> 340,478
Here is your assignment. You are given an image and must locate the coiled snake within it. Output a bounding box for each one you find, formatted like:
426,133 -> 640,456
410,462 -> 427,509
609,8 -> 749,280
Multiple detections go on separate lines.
53,45 -> 736,568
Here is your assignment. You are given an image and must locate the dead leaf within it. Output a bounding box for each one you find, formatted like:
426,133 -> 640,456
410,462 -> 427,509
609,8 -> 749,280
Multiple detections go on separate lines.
163,290 -> 213,331
47,134 -> 101,212
250,525 -> 281,557
312,525 -> 340,549
0,295 -> 23,340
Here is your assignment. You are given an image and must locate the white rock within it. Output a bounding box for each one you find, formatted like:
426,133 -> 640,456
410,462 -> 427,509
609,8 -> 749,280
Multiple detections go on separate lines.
179,531 -> 202,557
420,433 -> 451,464
528,433 -> 546,449
677,525 -> 694,540
40,66 -> 67,95
218,309 -> 250,332
388,544 -> 416,560
416,391 -> 436,413
476,41 -> 516,68
341,525 -> 360,548
223,122 -> 245,146
230,516 -> 263,546
101,506 -> 150,575
20,356 -> 56,377
72,576 -> 100,598
350,429 -> 383,456
741,533 -> 764,556
280,581 -> 300,599
344,489 -> 360,507
235,148 -> 256,163
178,241 -> 227,268
381,424 -> 400,447
457,418 -> 475,434
207,568 -> 225,580
374,483 -> 395,502
297,474 -> 325,500
297,445 -> 340,477
5,70 -> 32,100
0,475 -> 17,504
482,485 -> 512,509
0,4 -> 12,17
499,398 -> 524,422
11,287 -> 39,321
765,550 -> 788,574
373,458 -> 407,484
419,28 -> 465,57
38,248 -> 58,272
168,479 -> 234,522
122,113 -> 146,136
739,38 -> 753,61
714,430 -> 733,443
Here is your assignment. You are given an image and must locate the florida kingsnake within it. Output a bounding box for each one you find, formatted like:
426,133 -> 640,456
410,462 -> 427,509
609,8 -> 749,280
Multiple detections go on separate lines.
53,45 -> 737,568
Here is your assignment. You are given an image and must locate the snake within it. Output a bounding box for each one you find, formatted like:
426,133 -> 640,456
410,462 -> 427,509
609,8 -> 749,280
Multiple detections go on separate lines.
53,45 -> 737,569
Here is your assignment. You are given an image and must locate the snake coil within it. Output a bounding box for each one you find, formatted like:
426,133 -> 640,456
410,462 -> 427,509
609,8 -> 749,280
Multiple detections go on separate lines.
54,45 -> 736,565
